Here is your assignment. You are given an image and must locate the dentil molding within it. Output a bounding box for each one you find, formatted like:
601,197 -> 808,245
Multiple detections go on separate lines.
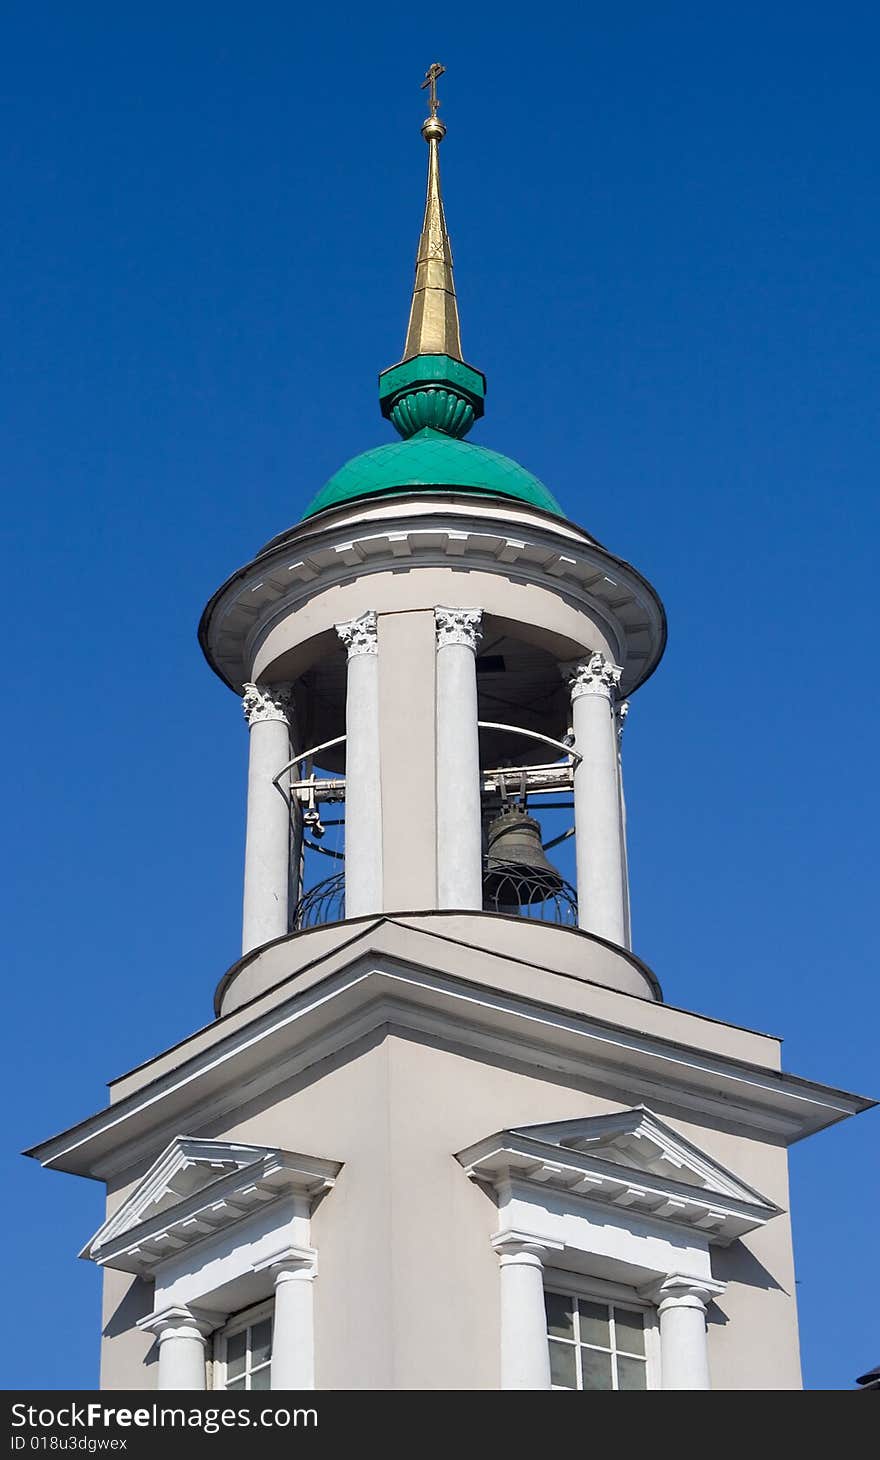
200,505 -> 665,696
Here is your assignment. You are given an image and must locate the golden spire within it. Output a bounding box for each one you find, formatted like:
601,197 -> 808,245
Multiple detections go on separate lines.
402,62 -> 463,362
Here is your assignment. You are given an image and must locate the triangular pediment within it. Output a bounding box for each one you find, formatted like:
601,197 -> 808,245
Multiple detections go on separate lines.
456,1107 -> 781,1245
83,1137 -> 342,1275
89,1137 -> 279,1251
512,1107 -> 770,1206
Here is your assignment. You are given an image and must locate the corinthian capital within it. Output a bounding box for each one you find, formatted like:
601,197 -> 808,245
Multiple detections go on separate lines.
435,607 -> 483,652
336,610 -> 378,659
563,652 -> 623,702
242,682 -> 294,727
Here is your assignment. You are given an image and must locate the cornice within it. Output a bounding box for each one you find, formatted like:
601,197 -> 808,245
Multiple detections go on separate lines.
456,1113 -> 781,1246
26,945 -> 873,1184
515,1106 -> 769,1202
198,502 -> 665,698
83,1140 -> 341,1276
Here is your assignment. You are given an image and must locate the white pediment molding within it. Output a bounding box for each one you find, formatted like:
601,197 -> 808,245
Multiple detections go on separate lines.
83,1136 -> 342,1276
515,1107 -> 771,1204
456,1107 -> 781,1246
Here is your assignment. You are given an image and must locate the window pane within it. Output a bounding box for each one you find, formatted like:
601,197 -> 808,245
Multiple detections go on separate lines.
578,1301 -> 610,1349
617,1355 -> 647,1391
251,1319 -> 273,1367
545,1291 -> 575,1341
225,1376 -> 246,1391
250,1366 -> 271,1391
613,1307 -> 645,1357
225,1330 -> 247,1379
548,1339 -> 577,1388
580,1347 -> 613,1390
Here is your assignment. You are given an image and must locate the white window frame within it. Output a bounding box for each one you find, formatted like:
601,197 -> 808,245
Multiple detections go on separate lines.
543,1267 -> 661,1391
211,1299 -> 275,1392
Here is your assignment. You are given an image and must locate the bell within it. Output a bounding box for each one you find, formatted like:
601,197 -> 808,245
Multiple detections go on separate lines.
483,805 -> 563,903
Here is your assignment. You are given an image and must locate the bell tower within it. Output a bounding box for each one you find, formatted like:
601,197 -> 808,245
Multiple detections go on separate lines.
204,66 -> 661,990
29,67 -> 873,1393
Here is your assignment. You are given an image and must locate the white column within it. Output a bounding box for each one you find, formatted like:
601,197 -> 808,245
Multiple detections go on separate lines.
435,608 -> 483,909
655,1274 -> 726,1391
264,1248 -> 318,1390
492,1233 -> 553,1390
241,682 -> 294,955
139,1305 -> 217,1391
564,653 -> 627,946
336,612 -> 382,917
616,699 -> 632,947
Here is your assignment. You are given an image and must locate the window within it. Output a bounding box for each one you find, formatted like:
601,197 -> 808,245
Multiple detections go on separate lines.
214,1304 -> 274,1391
545,1290 -> 648,1391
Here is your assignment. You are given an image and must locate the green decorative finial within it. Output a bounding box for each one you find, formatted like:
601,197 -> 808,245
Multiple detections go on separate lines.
378,64 -> 486,441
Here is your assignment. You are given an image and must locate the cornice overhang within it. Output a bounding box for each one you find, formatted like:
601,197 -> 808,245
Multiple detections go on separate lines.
25,922 -> 874,1183
82,1137 -> 341,1276
456,1107 -> 781,1247
198,496 -> 666,698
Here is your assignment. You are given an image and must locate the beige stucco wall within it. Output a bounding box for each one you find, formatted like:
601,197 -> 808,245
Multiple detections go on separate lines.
114,917 -> 777,1104
250,566 -> 622,687
99,1025 -> 801,1391
99,1179 -> 158,1390
215,908 -> 663,1019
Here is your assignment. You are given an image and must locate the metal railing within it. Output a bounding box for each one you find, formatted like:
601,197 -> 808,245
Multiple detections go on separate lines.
293,871 -> 346,930
292,862 -> 577,930
287,719 -> 579,932
481,858 -> 578,925
478,721 -> 579,798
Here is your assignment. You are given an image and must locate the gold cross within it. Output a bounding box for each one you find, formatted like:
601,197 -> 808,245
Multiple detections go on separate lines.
421,62 -> 446,117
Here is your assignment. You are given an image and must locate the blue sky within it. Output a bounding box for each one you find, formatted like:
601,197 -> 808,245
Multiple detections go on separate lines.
2,2 -> 877,1390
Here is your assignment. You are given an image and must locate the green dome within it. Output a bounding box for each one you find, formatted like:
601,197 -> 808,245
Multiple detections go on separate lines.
303,428 -> 563,519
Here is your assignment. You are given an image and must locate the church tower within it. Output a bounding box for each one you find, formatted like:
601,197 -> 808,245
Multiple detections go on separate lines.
29,68 -> 872,1392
